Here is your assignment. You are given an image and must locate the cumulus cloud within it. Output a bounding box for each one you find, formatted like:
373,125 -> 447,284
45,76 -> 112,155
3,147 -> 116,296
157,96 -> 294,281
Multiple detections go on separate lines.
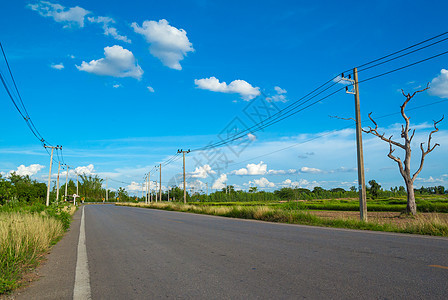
267,86 -> 288,102
250,177 -> 275,188
429,69 -> 448,98
27,1 -> 90,28
212,173 -> 227,189
300,167 -> 323,174
190,164 -> 216,178
88,16 -> 131,43
147,86 -> 155,93
232,161 -> 267,175
126,181 -> 141,191
195,77 -> 261,100
76,45 -> 143,79
131,19 -> 194,70
75,164 -> 95,175
51,63 -> 64,70
8,164 -> 45,177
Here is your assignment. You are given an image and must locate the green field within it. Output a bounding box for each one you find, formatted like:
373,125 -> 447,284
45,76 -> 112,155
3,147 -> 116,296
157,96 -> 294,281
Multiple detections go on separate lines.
193,195 -> 448,213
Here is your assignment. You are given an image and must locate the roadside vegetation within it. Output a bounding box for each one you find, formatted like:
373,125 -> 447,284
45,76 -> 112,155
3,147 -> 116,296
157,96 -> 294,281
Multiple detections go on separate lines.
0,174 -> 76,294
118,201 -> 448,237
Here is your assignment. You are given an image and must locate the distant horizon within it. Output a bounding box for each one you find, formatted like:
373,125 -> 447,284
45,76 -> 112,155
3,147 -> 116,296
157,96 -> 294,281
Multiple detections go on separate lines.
1,0 -> 447,194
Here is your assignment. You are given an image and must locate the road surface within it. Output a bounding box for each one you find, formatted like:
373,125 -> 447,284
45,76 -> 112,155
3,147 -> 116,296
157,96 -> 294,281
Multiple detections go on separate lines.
14,204 -> 448,299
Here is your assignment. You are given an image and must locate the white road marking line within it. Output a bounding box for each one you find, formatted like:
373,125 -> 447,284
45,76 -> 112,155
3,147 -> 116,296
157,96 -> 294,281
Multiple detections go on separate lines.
73,206 -> 91,300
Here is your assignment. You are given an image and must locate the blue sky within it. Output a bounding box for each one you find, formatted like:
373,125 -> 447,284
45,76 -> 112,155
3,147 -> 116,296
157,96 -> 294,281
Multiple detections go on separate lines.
1,0 -> 447,195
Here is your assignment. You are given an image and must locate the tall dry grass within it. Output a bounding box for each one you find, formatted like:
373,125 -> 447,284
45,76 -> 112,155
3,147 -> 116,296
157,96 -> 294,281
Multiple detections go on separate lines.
117,202 -> 448,237
0,212 -> 64,293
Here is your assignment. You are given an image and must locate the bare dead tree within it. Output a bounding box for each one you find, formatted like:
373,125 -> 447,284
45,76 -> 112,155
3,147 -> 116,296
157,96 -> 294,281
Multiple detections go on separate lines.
363,85 -> 443,215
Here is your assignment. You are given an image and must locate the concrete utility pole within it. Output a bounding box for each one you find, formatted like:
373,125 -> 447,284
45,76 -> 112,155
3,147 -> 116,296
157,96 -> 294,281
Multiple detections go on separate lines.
106,177 -> 108,202
178,149 -> 190,204
44,145 -> 62,206
167,187 -> 170,202
155,180 -> 158,203
148,172 -> 151,203
159,163 -> 162,202
342,68 -> 367,221
56,161 -> 61,202
64,165 -> 70,201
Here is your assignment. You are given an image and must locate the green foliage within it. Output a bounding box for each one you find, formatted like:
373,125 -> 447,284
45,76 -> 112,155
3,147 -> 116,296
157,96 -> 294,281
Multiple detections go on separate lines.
368,180 -> 382,199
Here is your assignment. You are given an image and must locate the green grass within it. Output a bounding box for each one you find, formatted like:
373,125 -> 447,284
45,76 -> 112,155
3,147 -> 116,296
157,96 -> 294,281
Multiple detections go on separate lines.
117,202 -> 448,237
0,202 -> 75,294
195,196 -> 448,213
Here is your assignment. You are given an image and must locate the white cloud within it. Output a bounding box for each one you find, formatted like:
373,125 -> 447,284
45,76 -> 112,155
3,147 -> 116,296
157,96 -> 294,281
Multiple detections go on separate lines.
190,164 -> 216,178
131,19 -> 194,70
300,167 -> 323,174
27,1 -> 90,28
429,69 -> 448,98
51,63 -> 64,70
274,86 -> 287,94
126,181 -> 141,191
267,86 -> 288,103
76,45 -> 143,79
69,54 -> 75,59
232,161 -> 267,175
75,164 -> 95,175
195,77 -> 260,100
147,86 -> 155,93
281,178 -> 319,189
88,16 -> 131,43
250,177 -> 275,188
8,164 -> 45,177
247,133 -> 257,141
113,84 -> 121,88
212,173 -> 227,189
268,169 -> 297,175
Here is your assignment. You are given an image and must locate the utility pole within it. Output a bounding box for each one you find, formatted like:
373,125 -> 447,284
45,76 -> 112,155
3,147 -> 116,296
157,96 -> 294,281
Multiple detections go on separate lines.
342,68 -> 367,221
44,145 -> 62,206
159,163 -> 162,202
56,161 -> 61,202
206,182 -> 208,197
106,177 -> 108,202
155,180 -> 158,203
64,165 -> 70,201
167,187 -> 170,202
148,172 -> 151,203
177,149 -> 190,204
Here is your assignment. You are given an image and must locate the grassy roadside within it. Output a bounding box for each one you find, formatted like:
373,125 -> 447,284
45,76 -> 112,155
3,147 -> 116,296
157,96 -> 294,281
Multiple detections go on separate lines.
0,202 -> 76,294
117,202 -> 448,237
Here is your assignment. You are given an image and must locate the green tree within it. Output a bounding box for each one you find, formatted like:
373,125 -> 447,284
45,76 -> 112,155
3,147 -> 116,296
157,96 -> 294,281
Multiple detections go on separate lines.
368,180 -> 381,199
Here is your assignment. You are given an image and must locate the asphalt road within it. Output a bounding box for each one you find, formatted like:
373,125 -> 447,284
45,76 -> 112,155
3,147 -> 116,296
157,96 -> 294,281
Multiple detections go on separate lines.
14,204 -> 448,299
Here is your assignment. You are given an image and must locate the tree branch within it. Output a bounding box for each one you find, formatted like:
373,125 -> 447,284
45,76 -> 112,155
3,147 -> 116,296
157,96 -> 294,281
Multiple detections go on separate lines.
387,142 -> 405,178
362,112 -> 405,149
412,115 -> 444,182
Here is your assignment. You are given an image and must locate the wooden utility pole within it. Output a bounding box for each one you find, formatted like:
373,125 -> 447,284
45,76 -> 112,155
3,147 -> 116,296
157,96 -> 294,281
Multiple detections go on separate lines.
44,145 -> 62,206
342,68 -> 367,221
159,163 -> 162,202
177,149 -> 190,204
56,161 -> 61,202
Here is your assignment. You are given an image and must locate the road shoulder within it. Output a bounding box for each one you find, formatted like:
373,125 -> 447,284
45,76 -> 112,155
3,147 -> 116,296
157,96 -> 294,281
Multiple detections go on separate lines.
10,207 -> 82,300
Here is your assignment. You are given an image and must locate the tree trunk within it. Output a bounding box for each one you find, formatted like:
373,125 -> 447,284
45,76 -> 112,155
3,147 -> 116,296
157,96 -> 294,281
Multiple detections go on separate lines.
405,180 -> 417,215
